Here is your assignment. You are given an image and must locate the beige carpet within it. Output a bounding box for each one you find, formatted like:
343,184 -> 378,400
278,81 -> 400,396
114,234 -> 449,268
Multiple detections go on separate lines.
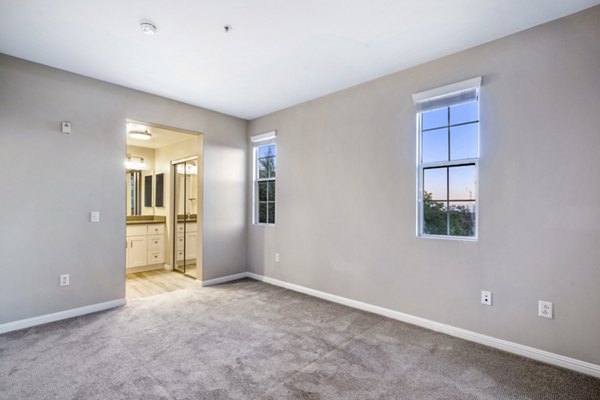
1,279 -> 598,399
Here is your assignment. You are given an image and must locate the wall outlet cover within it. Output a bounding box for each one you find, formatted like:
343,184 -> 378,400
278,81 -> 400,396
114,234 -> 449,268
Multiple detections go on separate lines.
60,274 -> 70,287
539,300 -> 553,319
90,211 -> 100,222
481,290 -> 492,306
61,121 -> 71,134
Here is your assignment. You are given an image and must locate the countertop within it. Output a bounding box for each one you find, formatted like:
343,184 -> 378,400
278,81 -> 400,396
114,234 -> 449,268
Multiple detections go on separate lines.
126,220 -> 166,225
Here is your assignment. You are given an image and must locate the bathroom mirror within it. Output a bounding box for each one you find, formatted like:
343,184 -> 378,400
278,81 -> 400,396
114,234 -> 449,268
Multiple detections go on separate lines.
127,170 -> 142,216
155,173 -> 164,207
144,175 -> 153,207
126,170 -> 157,216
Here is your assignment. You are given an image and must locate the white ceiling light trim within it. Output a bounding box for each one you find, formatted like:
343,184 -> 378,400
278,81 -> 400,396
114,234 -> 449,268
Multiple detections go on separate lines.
128,130 -> 152,140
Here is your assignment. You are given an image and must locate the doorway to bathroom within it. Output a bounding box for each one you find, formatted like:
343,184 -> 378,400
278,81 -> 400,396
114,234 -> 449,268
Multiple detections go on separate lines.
124,119 -> 203,298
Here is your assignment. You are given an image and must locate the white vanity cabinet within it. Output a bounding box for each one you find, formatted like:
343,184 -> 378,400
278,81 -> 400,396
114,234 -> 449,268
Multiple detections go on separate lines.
126,224 -> 165,270
127,235 -> 147,268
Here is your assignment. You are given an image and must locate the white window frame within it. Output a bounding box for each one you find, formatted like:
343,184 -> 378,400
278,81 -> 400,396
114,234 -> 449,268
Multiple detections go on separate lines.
414,78 -> 481,241
251,131 -> 277,226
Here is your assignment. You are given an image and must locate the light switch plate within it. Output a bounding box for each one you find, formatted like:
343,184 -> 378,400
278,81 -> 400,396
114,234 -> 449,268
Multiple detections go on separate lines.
90,211 -> 100,222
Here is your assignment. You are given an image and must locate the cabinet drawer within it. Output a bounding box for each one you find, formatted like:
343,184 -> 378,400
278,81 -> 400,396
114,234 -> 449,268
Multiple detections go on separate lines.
176,235 -> 185,250
176,249 -> 185,261
147,251 -> 164,265
147,235 -> 164,250
126,225 -> 147,236
147,224 -> 164,235
176,223 -> 197,234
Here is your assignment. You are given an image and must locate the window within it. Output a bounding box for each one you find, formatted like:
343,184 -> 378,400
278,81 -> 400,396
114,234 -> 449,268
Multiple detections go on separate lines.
414,78 -> 480,239
252,131 -> 277,224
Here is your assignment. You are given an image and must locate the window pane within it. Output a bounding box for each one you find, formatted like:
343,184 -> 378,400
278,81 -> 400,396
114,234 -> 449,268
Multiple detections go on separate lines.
422,128 -> 448,163
258,158 -> 268,178
422,108 -> 448,130
258,182 -> 268,201
267,203 -> 275,224
258,202 -> 267,224
267,181 -> 275,201
270,156 -> 276,178
449,202 -> 476,237
258,145 -> 272,158
423,201 -> 447,235
264,156 -> 276,178
450,101 -> 478,125
424,167 -> 447,201
450,123 -> 478,160
449,165 -> 476,200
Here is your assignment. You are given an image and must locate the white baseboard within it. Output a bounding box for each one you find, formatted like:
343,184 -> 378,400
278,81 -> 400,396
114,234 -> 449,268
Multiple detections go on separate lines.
0,299 -> 126,335
246,272 -> 600,378
201,272 -> 249,287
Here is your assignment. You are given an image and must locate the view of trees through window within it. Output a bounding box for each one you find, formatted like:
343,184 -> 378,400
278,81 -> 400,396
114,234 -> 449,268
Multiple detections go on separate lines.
256,143 -> 276,224
423,190 -> 476,236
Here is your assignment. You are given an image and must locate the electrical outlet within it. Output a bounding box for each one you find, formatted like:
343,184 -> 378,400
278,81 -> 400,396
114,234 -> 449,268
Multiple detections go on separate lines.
90,211 -> 100,223
275,253 -> 280,263
481,290 -> 492,305
60,274 -> 70,287
61,121 -> 71,134
538,301 -> 553,319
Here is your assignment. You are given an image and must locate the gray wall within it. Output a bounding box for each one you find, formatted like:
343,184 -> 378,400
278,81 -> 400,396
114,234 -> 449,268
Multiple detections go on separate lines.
0,54 -> 247,323
248,7 -> 600,364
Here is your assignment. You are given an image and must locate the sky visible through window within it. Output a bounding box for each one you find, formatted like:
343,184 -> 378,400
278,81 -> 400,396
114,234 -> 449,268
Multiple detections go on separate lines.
421,102 -> 478,201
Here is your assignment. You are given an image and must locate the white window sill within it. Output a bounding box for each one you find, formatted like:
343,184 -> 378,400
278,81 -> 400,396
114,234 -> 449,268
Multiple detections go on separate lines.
418,234 -> 477,242
254,223 -> 275,227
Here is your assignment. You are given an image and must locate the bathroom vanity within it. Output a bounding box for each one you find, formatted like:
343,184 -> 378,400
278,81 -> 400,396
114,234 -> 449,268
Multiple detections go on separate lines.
126,219 -> 166,272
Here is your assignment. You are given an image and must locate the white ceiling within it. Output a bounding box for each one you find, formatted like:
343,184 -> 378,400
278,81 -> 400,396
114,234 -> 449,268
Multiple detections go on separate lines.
0,1 -> 598,119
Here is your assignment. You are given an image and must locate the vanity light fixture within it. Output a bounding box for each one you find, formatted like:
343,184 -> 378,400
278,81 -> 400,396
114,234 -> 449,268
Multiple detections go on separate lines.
128,130 -> 152,141
140,21 -> 157,35
125,156 -> 148,171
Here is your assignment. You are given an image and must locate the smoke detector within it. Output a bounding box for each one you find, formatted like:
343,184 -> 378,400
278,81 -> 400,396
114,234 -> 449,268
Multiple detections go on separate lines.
140,21 -> 157,35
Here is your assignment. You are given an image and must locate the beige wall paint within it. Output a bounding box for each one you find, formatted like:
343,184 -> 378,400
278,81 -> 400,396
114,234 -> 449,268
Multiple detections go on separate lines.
0,54 -> 247,324
248,7 -> 600,364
